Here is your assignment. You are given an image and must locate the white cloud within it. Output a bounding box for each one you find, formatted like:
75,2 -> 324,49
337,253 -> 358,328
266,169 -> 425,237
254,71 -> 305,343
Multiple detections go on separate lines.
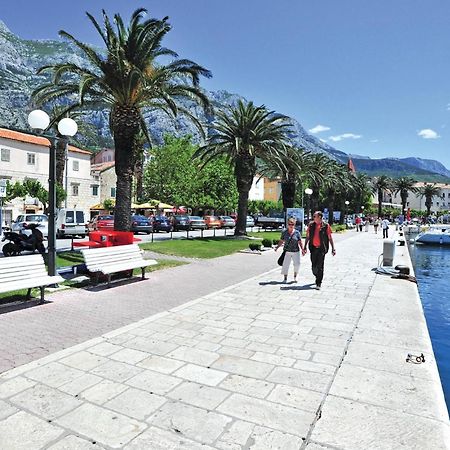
319,138 -> 328,143
417,129 -> 440,139
446,103 -> 450,111
308,124 -> 330,134
329,133 -> 362,142
370,139 -> 379,143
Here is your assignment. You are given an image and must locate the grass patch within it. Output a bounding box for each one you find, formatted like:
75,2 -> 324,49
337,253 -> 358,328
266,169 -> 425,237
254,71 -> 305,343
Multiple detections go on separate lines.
139,237 -> 257,259
56,251 -> 84,267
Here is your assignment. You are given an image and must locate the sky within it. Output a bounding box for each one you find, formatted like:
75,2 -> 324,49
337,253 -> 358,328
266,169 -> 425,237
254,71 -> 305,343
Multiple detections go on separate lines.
2,0 -> 450,168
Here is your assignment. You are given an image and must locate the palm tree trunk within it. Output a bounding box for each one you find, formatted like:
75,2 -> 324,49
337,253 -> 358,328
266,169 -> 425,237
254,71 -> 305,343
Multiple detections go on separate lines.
235,157 -> 255,236
135,152 -> 144,203
235,188 -> 251,235
378,190 -> 383,218
281,180 -> 295,210
55,136 -> 67,187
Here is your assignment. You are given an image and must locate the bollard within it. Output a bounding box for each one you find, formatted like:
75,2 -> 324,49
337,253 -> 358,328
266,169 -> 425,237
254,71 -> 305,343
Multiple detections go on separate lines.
382,239 -> 395,266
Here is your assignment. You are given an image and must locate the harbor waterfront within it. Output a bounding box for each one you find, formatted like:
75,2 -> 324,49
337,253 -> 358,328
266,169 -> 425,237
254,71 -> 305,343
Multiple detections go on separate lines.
0,229 -> 449,448
409,242 -> 450,409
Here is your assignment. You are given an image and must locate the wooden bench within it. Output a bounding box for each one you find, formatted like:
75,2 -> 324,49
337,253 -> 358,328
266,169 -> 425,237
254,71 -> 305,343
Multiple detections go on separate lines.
0,254 -> 64,303
80,244 -> 157,285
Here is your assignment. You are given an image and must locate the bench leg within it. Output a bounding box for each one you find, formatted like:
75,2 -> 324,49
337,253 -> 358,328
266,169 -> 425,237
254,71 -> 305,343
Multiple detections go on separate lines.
26,288 -> 32,300
107,274 -> 111,287
39,286 -> 44,304
141,267 -> 146,280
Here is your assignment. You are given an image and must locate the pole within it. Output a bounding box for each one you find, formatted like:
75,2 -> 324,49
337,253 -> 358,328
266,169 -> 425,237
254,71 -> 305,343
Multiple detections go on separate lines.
48,138 -> 57,276
64,141 -> 68,208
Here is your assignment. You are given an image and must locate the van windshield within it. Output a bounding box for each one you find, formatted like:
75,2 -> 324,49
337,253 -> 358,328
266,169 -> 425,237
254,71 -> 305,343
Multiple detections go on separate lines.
76,211 -> 84,223
66,211 -> 74,223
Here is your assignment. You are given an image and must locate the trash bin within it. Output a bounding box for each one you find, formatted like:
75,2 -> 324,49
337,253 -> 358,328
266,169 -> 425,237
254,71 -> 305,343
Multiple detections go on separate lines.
382,239 -> 395,266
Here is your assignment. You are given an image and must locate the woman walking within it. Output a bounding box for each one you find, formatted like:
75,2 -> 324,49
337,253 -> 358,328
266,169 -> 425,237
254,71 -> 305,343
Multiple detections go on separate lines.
275,218 -> 304,283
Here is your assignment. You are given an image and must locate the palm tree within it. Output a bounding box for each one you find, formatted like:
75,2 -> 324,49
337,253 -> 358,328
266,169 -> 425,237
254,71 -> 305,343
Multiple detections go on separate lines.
33,8 -> 211,230
372,175 -> 392,218
392,177 -> 417,215
416,183 -> 441,216
304,153 -> 333,213
194,100 -> 292,235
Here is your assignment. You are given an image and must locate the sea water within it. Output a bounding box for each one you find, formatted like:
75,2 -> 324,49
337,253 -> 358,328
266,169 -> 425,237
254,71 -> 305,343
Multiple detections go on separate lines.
409,243 -> 450,410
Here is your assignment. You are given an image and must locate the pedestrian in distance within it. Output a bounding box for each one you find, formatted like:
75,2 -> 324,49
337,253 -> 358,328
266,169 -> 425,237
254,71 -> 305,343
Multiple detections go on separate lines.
364,218 -> 370,232
275,217 -> 305,283
373,217 -> 380,234
381,217 -> 390,238
355,215 -> 361,231
303,211 -> 336,290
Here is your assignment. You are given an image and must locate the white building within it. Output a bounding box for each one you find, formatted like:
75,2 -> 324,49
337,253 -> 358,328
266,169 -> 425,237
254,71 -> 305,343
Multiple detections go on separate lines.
0,128 -> 95,225
248,176 -> 265,200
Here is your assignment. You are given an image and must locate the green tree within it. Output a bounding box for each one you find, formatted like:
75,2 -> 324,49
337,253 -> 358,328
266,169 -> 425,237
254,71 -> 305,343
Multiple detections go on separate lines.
393,176 -> 417,214
194,101 -> 291,235
33,8 -> 211,231
416,183 -> 441,215
372,175 -> 393,218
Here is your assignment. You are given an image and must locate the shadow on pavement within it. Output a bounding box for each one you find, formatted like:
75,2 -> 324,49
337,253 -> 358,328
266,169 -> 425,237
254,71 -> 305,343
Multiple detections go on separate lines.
280,283 -> 315,291
0,299 -> 52,315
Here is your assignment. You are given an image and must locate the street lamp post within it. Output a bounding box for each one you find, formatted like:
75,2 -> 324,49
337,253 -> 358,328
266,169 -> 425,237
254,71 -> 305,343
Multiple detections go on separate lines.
304,188 -> 313,222
345,200 -> 350,224
28,110 -> 78,276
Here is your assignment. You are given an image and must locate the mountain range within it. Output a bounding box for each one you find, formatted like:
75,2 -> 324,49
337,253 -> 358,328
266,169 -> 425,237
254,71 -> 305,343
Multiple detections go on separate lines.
1,19 -> 449,182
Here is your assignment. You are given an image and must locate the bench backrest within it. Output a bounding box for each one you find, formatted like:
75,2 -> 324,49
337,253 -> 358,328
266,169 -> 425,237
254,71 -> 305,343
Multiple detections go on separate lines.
81,244 -> 144,268
0,254 -> 49,283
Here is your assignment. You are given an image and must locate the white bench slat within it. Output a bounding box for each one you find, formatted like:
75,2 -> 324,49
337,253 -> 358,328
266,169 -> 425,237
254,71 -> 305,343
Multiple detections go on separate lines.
80,244 -> 156,284
0,254 -> 63,302
0,276 -> 63,294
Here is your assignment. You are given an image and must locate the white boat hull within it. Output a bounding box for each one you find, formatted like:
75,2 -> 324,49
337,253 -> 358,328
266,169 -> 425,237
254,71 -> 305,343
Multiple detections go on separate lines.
416,229 -> 450,245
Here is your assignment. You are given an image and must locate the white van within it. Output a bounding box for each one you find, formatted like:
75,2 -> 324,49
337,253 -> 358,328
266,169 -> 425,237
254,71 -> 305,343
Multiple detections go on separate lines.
56,209 -> 87,238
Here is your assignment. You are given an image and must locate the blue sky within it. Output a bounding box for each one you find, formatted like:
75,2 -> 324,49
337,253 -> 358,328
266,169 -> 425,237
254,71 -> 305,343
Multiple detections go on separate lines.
2,0 -> 450,169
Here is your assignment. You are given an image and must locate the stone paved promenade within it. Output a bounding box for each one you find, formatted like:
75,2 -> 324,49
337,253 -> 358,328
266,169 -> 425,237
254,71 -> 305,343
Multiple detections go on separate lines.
0,229 -> 449,449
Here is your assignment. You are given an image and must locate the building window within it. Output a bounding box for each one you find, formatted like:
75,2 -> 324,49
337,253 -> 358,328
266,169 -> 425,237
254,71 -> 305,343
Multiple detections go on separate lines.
73,161 -> 79,171
110,187 -> 116,198
72,184 -> 79,196
92,185 -> 99,196
1,148 -> 10,162
27,153 -> 36,165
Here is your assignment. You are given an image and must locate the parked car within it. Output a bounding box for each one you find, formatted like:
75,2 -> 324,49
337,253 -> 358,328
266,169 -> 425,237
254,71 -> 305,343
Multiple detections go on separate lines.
254,212 -> 285,229
218,215 -> 235,229
88,215 -> 114,231
188,216 -> 207,230
204,215 -> 221,229
152,216 -> 173,233
246,216 -> 255,227
56,209 -> 87,238
230,213 -> 237,223
131,215 -> 152,234
173,215 -> 191,231
12,214 -> 49,238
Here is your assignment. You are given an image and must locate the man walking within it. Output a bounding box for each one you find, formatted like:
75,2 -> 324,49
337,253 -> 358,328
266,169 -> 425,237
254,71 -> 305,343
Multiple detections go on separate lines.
303,211 -> 336,290
381,217 -> 390,238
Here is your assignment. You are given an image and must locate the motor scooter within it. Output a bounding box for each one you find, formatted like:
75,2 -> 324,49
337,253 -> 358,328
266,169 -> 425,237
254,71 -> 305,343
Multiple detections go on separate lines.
2,224 -> 45,257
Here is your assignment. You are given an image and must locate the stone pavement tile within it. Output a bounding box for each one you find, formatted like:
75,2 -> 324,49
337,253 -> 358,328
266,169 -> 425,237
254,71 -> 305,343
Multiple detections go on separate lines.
0,399 -> 18,420
167,345 -> 220,366
24,362 -> 85,388
10,383 -> 82,420
304,342 -> 345,356
0,375 -> 36,398
330,363 -> 448,420
216,393 -> 314,437
123,426 -> 216,450
310,395 -> 450,450
343,340 -> 440,381
250,351 -> 295,367
137,355 -> 185,374
219,374 -> 274,399
312,352 -> 342,366
267,367 -> 331,393
304,443 -> 336,450
299,319 -> 354,332
126,369 -> 183,394
168,381 -> 230,409
217,419 -> 255,448
109,348 -> 149,365
124,336 -> 179,355
293,359 -> 336,375
173,363 -> 228,386
80,379 -> 128,404
0,411 -> 64,450
267,384 -> 324,413
59,351 -> 109,371
248,425 -> 304,449
217,345 -> 255,359
212,355 -> 274,379
147,400 -> 232,444
89,360 -> 144,383
278,347 -> 312,361
104,387 -> 167,420
47,435 -> 106,449
58,372 -> 104,396
56,403 -> 147,449
88,341 -> 124,356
